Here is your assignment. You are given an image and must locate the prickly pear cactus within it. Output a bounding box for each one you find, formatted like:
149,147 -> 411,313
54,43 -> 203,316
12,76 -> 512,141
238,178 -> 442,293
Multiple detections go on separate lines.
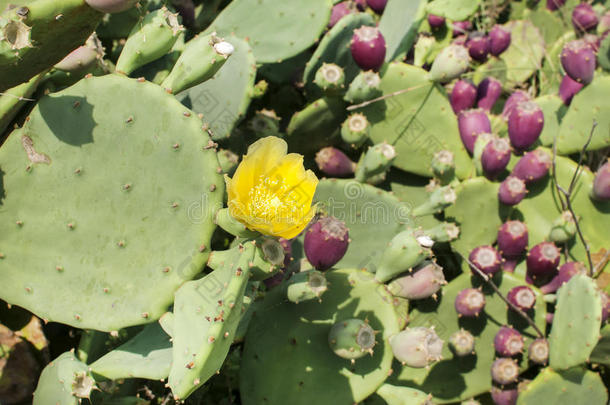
33,351 -> 94,404
240,268 -> 400,405
0,74 -> 223,331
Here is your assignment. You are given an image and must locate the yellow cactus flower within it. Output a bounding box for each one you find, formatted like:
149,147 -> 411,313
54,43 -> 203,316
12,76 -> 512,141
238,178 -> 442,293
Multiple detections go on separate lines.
225,136 -> 319,239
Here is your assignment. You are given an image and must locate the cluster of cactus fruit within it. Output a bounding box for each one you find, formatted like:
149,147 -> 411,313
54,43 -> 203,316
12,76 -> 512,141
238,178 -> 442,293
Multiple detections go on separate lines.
1,0 -> 610,404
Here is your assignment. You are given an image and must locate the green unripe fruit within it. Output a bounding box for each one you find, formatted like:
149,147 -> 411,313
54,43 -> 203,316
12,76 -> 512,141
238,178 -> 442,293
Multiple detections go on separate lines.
375,230 -> 432,283
548,211 -> 577,243
344,70 -> 382,104
355,142 -> 396,182
328,318 -> 376,360
286,270 -> 328,303
341,113 -> 370,146
428,44 -> 471,83
248,109 -> 281,138
431,150 -> 456,185
412,185 -> 457,216
449,329 -> 475,356
313,63 -> 345,95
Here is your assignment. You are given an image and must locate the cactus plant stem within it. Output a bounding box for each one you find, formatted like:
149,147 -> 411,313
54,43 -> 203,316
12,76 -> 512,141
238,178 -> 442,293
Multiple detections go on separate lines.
459,252 -> 544,338
551,124 -> 597,275
346,82 -> 431,111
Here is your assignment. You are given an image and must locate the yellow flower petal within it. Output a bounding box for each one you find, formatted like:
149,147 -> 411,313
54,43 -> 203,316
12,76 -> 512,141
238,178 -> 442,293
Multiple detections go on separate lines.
226,136 -> 319,239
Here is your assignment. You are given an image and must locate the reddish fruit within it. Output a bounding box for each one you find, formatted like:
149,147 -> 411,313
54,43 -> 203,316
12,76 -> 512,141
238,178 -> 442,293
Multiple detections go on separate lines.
304,216 -> 349,270
315,147 -> 356,177
458,108 -> 491,154
526,242 -> 560,281
494,326 -> 524,356
428,14 -> 446,29
528,338 -> 549,365
497,220 -> 528,259
466,32 -> 490,62
476,77 -> 502,111
329,2 -> 357,28
481,137 -> 511,179
469,245 -> 502,275
572,3 -> 599,33
592,160 -> 610,201
452,20 -> 473,37
540,261 -> 586,294
558,74 -> 584,105
507,101 -> 544,151
450,79 -> 477,114
546,0 -> 566,11
489,25 -> 512,56
455,288 -> 486,317
512,149 -> 551,184
560,40 -> 596,85
491,386 -> 519,405
498,176 -> 527,206
351,26 -> 386,71
366,0 -> 387,13
502,90 -> 531,120
507,286 -> 536,310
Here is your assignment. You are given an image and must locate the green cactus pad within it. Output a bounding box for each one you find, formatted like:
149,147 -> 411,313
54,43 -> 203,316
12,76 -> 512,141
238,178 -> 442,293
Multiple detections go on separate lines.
89,323 -> 172,380
387,272 -> 547,403
500,20 -> 545,86
556,76 -> 610,154
444,177 -> 502,258
306,178 -> 412,271
598,34 -> 610,71
33,351 -> 94,405
205,0 -> 332,63
0,0 -> 103,92
358,62 -> 474,179
0,72 -> 44,136
515,152 -> 610,267
525,9 -> 564,46
548,274 -> 602,369
0,74 -> 223,331
286,97 -> 346,154
390,172 -> 443,230
426,0 -> 481,21
379,0 -> 426,62
377,384 -> 432,405
178,36 -> 255,141
539,32 -> 574,95
590,324 -> 610,367
240,268 -> 400,405
168,243 -> 254,400
303,13 -> 375,98
535,94 -> 566,146
516,367 -> 608,405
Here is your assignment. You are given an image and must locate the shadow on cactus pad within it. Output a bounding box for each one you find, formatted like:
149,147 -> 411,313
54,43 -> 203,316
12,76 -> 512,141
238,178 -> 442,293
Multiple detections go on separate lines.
240,268 -> 399,405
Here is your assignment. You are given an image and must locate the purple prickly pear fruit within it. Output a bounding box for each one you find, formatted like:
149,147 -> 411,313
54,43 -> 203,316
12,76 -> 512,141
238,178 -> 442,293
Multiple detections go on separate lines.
572,3 -> 599,33
481,137 -> 511,179
85,0 -> 137,13
304,216 -> 349,270
592,160 -> 610,201
469,245 -> 502,275
489,25 -> 512,56
428,14 -> 446,29
546,0 -> 566,11
450,79 -> 477,114
498,176 -> 527,206
512,149 -> 551,184
558,74 -> 584,106
453,20 -> 473,37
315,147 -> 356,177
546,313 -> 554,324
494,326 -> 524,356
389,327 -> 444,367
329,2 -> 357,28
491,387 -> 519,405
466,32 -> 490,62
560,40 -> 596,85
602,291 -> 609,322
528,338 -> 549,365
502,90 -> 531,120
387,261 -> 446,300
350,26 -> 386,71
366,0 -> 387,13
507,101 -> 544,151
476,77 -> 503,111
502,259 -> 519,273
491,358 -> 520,385
279,238 -> 293,268
540,261 -> 586,294
458,109 -> 491,153
526,242 -> 560,281
455,288 -> 486,317
449,329 -> 475,356
507,286 -> 536,310
497,220 -> 528,259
